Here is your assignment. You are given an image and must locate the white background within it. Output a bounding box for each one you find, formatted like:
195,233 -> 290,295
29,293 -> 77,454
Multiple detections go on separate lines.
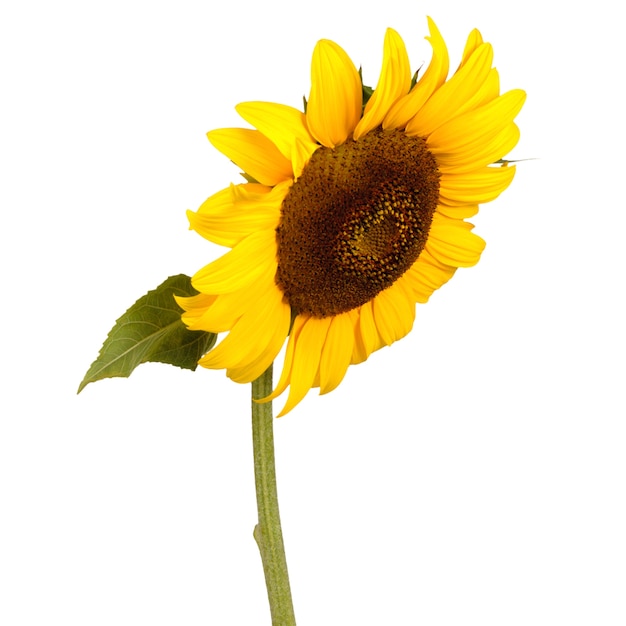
1,1 -> 624,624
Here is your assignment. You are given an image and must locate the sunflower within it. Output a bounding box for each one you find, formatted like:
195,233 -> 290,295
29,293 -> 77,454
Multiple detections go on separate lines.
177,17 -> 525,416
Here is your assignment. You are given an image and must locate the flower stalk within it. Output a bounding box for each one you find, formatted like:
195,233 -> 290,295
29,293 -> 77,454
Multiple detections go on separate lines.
252,364 -> 296,625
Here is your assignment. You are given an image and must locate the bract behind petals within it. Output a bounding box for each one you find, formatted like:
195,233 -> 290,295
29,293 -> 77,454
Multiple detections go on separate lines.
306,39 -> 362,148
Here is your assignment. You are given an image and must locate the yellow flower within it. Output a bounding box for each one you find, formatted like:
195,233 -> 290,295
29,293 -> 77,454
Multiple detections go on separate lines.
177,17 -> 525,415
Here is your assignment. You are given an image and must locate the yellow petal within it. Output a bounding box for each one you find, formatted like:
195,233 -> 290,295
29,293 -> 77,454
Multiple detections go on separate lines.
372,283 -> 415,346
292,136 -> 319,180
176,292 -> 218,331
235,101 -> 319,165
406,43 -> 494,137
458,67 -> 500,112
352,300 -> 383,364
459,28 -> 484,68
259,315 -> 305,404
435,123 -> 521,173
435,203 -> 480,219
350,309 -> 367,364
193,186 -> 235,219
200,283 -> 289,372
277,317 -> 332,416
402,252 -> 456,303
227,288 -> 291,383
207,128 -> 293,186
192,183 -> 271,227
228,182 -> 274,205
439,165 -> 516,206
428,89 -> 526,153
306,39 -> 362,148
432,214 -> 475,230
319,312 -> 355,394
187,182 -> 286,247
191,229 -> 276,293
384,17 -> 450,130
188,206 -> 279,247
189,261 -> 277,333
227,309 -> 289,383
426,217 -> 486,267
353,28 -> 411,140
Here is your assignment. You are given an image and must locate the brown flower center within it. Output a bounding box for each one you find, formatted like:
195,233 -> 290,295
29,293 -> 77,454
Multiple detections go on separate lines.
275,128 -> 440,318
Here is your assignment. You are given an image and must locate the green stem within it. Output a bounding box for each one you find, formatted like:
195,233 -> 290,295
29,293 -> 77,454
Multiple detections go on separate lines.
251,364 -> 296,626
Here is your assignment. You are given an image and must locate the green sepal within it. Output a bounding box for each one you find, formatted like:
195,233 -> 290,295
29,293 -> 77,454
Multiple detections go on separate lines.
77,274 -> 216,393
493,158 -> 536,165
359,67 -> 374,109
240,171 -> 261,184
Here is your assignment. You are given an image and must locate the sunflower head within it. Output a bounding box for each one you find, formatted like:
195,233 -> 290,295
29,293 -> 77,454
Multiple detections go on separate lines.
275,128 -> 441,318
177,17 -> 526,416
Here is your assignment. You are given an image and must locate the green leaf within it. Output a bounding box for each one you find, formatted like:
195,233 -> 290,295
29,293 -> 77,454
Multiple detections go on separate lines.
78,274 -> 216,393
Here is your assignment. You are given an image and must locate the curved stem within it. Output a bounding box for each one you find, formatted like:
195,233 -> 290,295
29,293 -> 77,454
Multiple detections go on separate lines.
251,364 -> 296,626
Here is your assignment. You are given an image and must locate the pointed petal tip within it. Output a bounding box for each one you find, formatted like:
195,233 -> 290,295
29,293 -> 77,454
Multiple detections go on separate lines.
307,37 -> 361,147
